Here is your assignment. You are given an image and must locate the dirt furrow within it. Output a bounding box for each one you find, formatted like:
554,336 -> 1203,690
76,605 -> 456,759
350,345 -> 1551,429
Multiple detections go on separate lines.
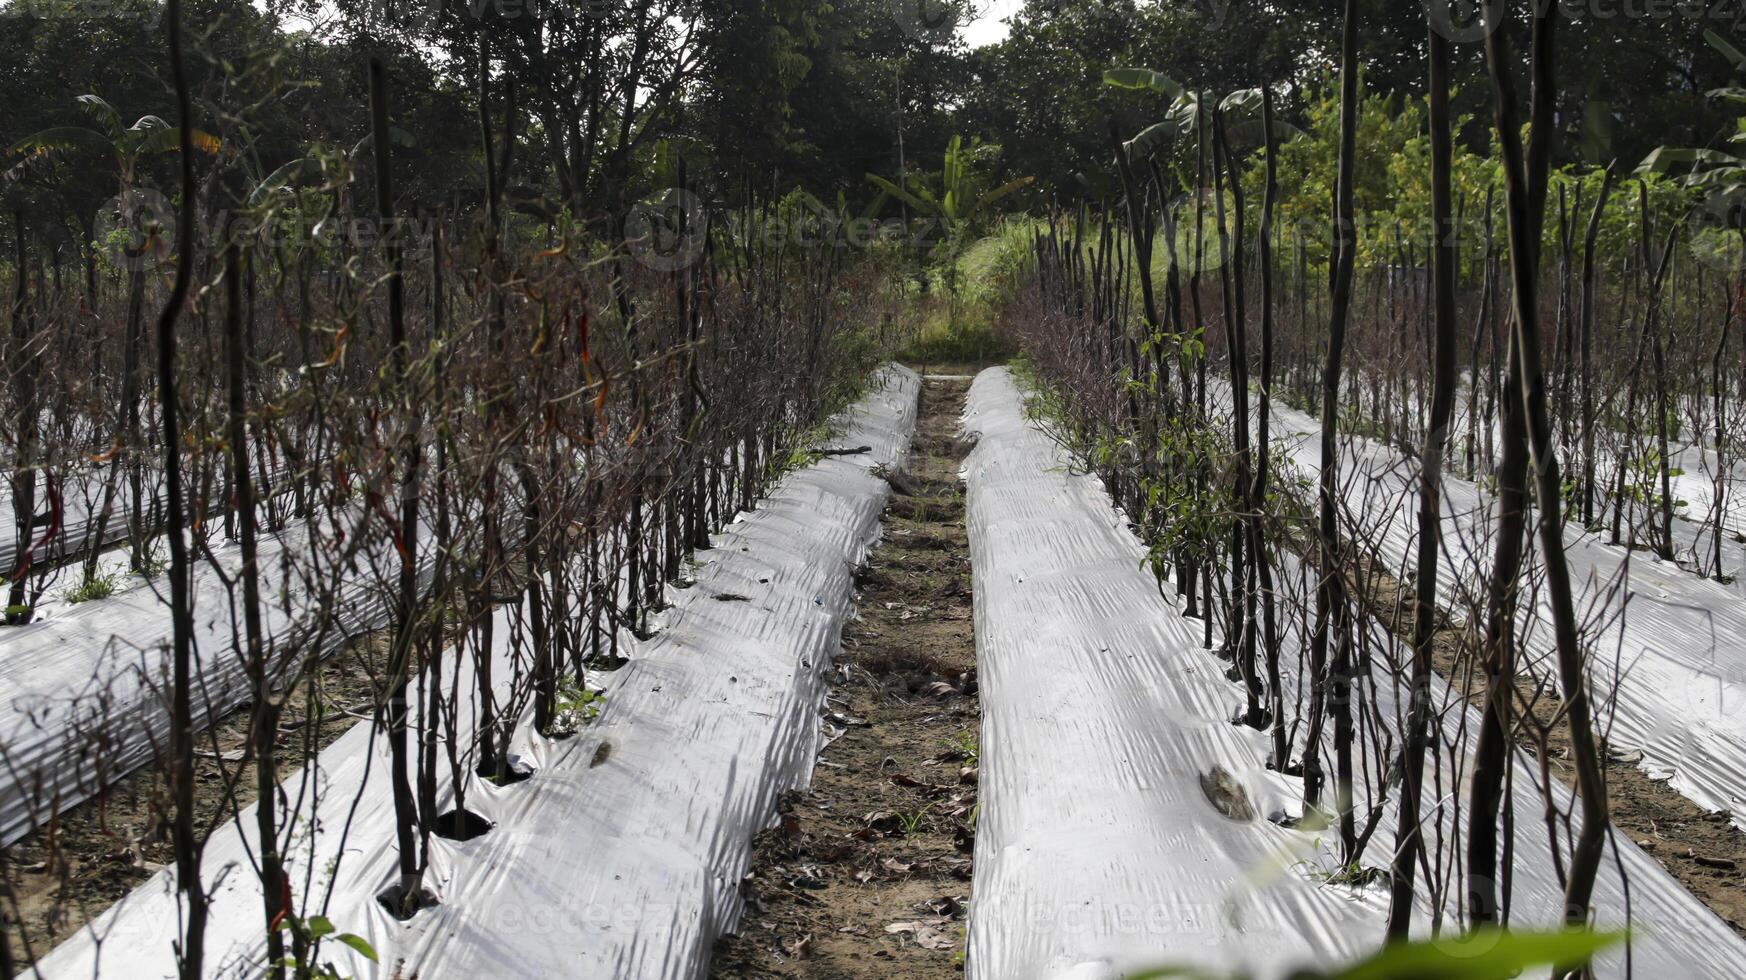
710,373 -> 978,979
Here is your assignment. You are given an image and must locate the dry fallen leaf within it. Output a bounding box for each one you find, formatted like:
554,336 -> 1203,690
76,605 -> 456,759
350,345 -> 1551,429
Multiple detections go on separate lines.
923,895 -> 966,918
884,919 -> 956,950
788,865 -> 827,889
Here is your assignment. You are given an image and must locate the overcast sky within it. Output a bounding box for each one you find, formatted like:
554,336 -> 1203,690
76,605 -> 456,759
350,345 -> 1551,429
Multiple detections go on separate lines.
260,0 -> 1028,55
961,0 -> 1022,48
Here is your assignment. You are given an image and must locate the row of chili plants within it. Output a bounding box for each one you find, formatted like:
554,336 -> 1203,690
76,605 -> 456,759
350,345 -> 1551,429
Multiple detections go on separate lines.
0,17 -> 900,976
996,0 -> 1726,962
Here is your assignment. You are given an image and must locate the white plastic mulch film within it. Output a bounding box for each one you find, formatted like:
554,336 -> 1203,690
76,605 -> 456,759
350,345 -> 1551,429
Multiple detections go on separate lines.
1242,385 -> 1746,833
0,517 -> 417,850
25,364 -> 919,980
961,367 -> 1746,980
0,461 -> 299,574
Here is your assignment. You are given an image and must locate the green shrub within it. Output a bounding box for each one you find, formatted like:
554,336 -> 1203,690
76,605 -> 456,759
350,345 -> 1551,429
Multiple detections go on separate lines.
545,675 -> 606,737
64,570 -> 120,604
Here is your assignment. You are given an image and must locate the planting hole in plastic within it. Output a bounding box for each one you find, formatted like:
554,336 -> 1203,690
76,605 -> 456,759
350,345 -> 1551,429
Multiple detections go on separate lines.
375,879 -> 439,921
432,808 -> 494,841
476,760 -> 535,786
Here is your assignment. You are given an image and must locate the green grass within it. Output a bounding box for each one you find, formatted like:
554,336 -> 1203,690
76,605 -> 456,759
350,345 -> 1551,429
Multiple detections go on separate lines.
943,728 -> 979,768
892,219 -> 1037,364
898,308 -> 1009,364
63,570 -> 120,604
953,216 -> 1039,306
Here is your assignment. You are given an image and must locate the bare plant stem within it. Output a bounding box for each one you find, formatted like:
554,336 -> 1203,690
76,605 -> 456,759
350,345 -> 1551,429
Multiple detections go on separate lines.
1308,0 -> 1360,860
161,0 -> 206,971
370,54 -> 426,914
1482,0 -> 1611,954
1389,18 -> 1458,939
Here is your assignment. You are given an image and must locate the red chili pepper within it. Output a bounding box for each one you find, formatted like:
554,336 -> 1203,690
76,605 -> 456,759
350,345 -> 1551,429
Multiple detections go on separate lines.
365,489 -> 409,562
269,875 -> 292,931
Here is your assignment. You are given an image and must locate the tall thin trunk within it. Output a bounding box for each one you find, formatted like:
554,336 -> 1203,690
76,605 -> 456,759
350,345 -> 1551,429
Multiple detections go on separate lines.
84,261 -> 144,582
1257,87 -> 1285,765
6,214 -> 36,624
123,263 -> 147,570
225,238 -> 281,975
161,0 -> 206,970
1578,169 -> 1614,526
1713,284 -> 1732,579
475,35 -> 505,779
371,55 -> 427,914
1306,0 -> 1361,863
1388,20 -> 1458,938
1717,235 -> 1745,579
1185,101 -> 1209,624
1613,214 -> 1676,547
1211,110 -> 1260,725
0,846 -> 12,977
1613,189 -> 1652,542
1481,0 -> 1610,948
420,219 -> 448,833
1652,232 -> 1676,561
1466,222 -> 1537,932
1110,124 -> 1159,526
1467,190 -> 1496,479
1553,184 -> 1575,470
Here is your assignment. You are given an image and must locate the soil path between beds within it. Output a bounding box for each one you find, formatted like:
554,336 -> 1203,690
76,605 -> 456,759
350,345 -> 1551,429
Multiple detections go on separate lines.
710,373 -> 978,979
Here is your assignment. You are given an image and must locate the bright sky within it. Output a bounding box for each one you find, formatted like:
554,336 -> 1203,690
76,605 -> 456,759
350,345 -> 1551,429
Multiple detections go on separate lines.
961,0 -> 1023,48
257,0 -> 1025,52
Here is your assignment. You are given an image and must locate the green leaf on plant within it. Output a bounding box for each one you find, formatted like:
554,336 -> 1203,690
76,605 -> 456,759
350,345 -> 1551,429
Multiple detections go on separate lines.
1331,928 -> 1626,980
1708,29 -> 1746,71
335,933 -> 379,962
1102,68 -> 1183,99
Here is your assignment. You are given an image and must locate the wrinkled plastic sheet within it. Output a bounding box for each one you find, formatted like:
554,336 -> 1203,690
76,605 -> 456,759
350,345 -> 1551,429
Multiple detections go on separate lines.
0,474 -> 129,573
0,514 -> 415,849
1372,375 -> 1746,557
27,365 -> 918,979
0,461 -> 298,574
962,367 -> 1746,979
1587,437 -> 1746,593
1244,388 -> 1746,832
